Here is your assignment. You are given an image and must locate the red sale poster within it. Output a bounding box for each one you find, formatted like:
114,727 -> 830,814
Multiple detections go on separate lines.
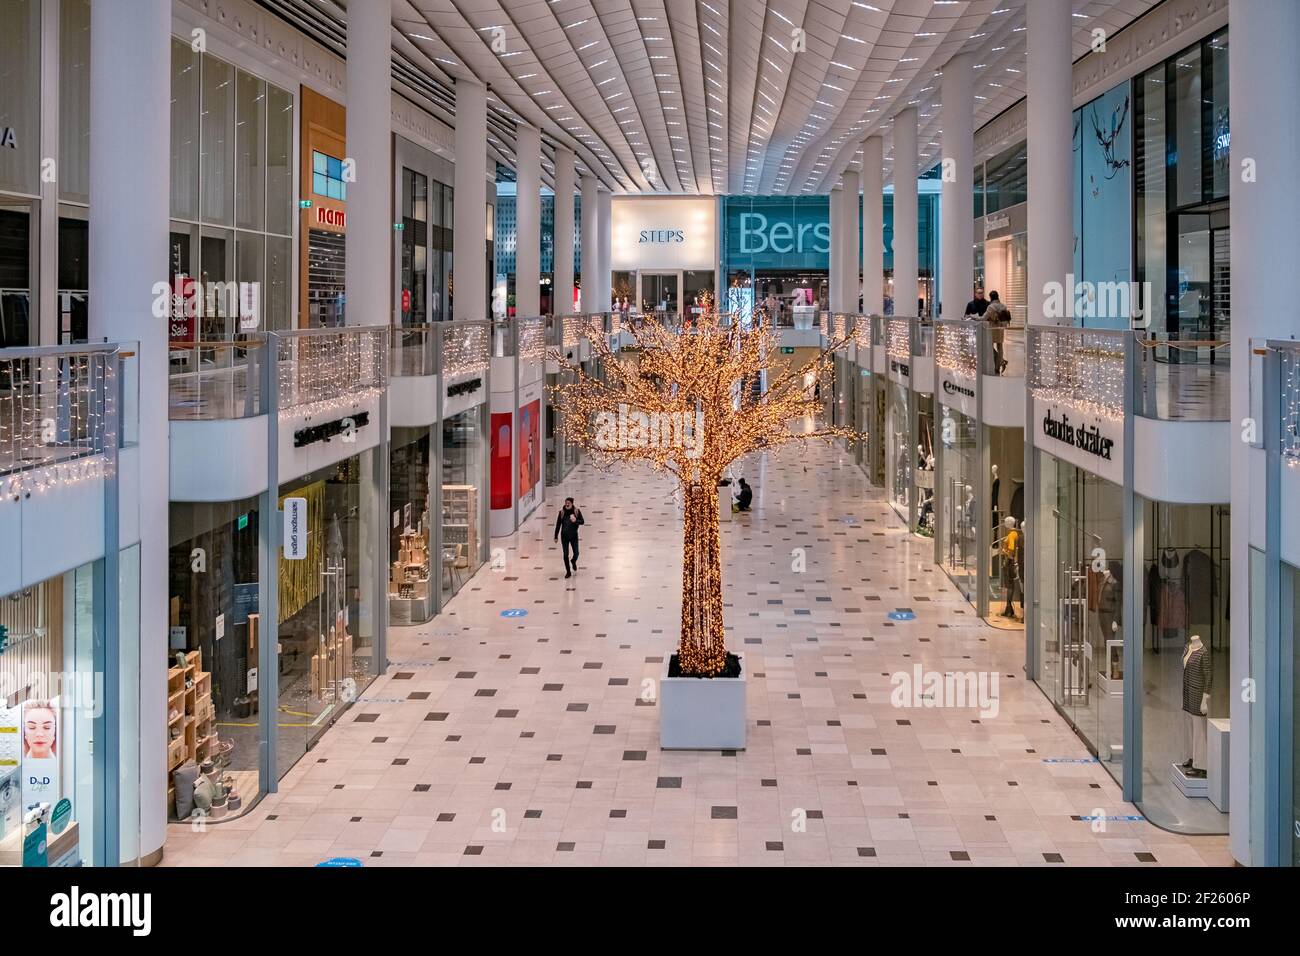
490,412 -> 513,510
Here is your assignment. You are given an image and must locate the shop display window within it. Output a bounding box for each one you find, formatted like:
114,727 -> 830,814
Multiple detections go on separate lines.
987,426 -> 1026,627
1138,499 -> 1230,834
442,408 -> 486,600
913,394 -> 935,536
937,405 -> 978,601
886,380 -> 912,521
276,453 -> 380,767
1034,451 -> 1126,786
167,499 -> 261,821
1,558 -> 140,866
390,428 -> 434,625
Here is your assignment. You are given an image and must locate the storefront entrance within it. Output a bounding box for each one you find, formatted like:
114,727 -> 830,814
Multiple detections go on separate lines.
639,272 -> 678,314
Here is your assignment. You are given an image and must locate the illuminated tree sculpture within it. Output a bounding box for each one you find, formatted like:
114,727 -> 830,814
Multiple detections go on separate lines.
548,302 -> 857,677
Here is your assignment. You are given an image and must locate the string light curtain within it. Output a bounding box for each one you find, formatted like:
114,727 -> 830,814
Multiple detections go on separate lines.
548,294 -> 859,677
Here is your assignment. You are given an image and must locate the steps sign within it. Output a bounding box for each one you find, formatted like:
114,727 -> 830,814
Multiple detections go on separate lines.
283,497 -> 308,560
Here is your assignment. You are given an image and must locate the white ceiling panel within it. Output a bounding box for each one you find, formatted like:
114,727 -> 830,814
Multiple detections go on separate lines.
313,0 -> 1159,193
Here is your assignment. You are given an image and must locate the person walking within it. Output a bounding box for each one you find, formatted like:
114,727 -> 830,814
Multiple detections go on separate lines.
554,497 -> 585,578
984,290 -> 1011,374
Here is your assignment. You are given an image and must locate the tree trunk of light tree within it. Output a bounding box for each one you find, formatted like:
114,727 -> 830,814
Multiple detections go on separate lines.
679,481 -> 727,676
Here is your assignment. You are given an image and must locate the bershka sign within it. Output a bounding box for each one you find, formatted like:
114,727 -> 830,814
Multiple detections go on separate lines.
1041,408 -> 1114,461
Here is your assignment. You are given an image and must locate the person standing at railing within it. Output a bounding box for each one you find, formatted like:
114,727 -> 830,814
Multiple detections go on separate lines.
984,291 -> 1011,375
964,287 -> 989,318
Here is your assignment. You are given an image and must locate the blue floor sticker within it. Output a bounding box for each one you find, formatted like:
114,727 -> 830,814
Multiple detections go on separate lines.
500,608 -> 528,618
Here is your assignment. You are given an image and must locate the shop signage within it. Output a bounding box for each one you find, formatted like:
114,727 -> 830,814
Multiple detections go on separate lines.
283,497 -> 308,560
1041,408 -> 1114,462
639,229 -> 685,244
293,410 -> 371,448
50,798 -> 72,835
315,206 -> 346,229
0,623 -> 7,655
942,379 -> 974,400
446,376 -> 483,399
890,360 -> 910,377
611,196 -> 715,271
0,128 -> 15,150
779,347 -> 795,354
983,212 -> 1010,239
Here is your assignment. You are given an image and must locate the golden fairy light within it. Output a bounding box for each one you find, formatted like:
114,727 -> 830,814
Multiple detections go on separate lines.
548,294 -> 859,677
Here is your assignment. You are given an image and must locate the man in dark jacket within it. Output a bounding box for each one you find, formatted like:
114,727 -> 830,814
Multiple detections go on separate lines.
554,497 -> 585,578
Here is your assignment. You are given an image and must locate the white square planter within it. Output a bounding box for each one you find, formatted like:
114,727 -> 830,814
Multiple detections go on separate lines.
659,654 -> 746,750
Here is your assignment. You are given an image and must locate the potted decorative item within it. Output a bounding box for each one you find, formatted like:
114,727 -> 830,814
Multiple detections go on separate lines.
548,297 -> 856,749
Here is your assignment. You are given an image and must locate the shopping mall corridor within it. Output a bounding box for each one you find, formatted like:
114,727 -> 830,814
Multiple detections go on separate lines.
161,429 -> 1231,867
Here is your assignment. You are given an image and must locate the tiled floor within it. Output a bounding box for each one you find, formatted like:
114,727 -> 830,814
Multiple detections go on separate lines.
163,428 -> 1231,867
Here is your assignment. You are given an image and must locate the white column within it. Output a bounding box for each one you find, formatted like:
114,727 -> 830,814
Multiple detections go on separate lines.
862,136 -> 884,316
454,80 -> 488,320
553,147 -> 575,315
941,52 -> 974,321
828,186 -> 842,313
892,108 -> 918,316
1026,0 -> 1072,327
344,0 -> 391,326
1229,0 -> 1300,867
841,170 -> 860,313
88,0 -> 169,864
514,124 -> 541,317
596,188 -> 612,313
580,174 -> 598,311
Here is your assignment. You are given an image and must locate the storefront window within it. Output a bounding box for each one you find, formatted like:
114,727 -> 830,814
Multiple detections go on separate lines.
988,426 -> 1025,626
1034,450 -> 1126,785
1,559 -> 136,866
1138,499 -> 1230,834
401,168 -> 429,326
937,405 -> 978,602
441,407 -> 486,599
984,142 -> 1027,215
167,500 -> 261,821
886,379 -> 912,522
58,0 -> 91,205
0,0 -> 41,197
276,454 -> 379,767
170,46 -> 294,335
390,428 -> 434,625
914,395 -> 935,535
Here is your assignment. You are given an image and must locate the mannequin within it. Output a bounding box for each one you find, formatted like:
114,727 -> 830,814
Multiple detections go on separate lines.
917,444 -> 926,470
990,464 -> 1001,529
1181,634 -> 1211,777
963,484 -> 975,538
998,516 -> 1021,617
1097,563 -> 1122,644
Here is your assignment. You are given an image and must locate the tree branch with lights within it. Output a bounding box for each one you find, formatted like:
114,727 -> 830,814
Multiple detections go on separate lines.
548,298 -> 859,677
